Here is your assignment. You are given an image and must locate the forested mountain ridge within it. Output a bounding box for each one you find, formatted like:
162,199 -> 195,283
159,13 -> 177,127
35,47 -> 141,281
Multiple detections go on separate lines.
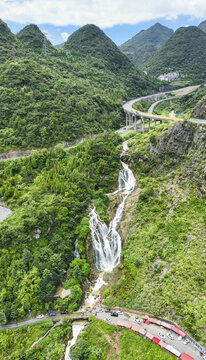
120,23 -> 174,67
16,24 -> 57,55
0,20 -> 158,153
63,24 -> 156,94
143,26 -> 206,83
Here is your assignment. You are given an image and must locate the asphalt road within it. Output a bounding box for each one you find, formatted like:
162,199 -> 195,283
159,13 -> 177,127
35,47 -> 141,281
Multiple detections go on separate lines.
0,309 -> 205,359
123,86 -> 206,124
94,308 -> 204,360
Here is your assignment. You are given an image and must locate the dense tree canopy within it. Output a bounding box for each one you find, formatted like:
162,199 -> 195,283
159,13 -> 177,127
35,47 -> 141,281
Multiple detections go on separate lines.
0,132 -> 122,321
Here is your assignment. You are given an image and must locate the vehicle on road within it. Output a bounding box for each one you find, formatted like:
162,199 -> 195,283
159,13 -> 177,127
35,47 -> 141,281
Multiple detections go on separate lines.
158,333 -> 166,339
116,311 -> 123,315
178,335 -> 182,341
60,311 -> 68,314
134,319 -> 141,324
105,308 -> 111,313
36,314 -> 44,319
167,333 -> 174,340
111,312 -> 118,317
98,309 -> 104,312
49,312 -> 56,316
104,318 -> 111,322
183,339 -> 189,345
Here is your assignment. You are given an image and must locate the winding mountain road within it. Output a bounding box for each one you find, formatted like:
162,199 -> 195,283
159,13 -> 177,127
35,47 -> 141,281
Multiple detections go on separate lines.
1,309 -> 205,359
123,85 -> 206,124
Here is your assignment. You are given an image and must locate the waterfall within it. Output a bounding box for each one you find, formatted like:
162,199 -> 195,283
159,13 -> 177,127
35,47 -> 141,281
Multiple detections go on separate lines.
64,321 -> 86,360
73,239 -> 80,258
89,160 -> 136,272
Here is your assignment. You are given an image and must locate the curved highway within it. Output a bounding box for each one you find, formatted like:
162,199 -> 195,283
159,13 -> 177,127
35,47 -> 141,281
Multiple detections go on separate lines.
123,87 -> 206,124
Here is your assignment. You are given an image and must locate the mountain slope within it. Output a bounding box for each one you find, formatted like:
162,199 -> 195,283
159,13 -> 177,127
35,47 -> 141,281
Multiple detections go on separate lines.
16,24 -> 56,55
105,121 -> 206,344
198,19 -> 206,32
63,24 -> 156,96
0,19 -> 18,63
120,23 -> 173,67
143,26 -> 206,82
0,21 -> 158,152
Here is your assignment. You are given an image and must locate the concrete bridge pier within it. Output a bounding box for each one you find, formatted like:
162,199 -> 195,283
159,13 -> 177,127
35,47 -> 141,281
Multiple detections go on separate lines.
134,116 -> 137,131
129,113 -> 133,127
125,112 -> 129,129
141,117 -> 145,132
148,119 -> 151,131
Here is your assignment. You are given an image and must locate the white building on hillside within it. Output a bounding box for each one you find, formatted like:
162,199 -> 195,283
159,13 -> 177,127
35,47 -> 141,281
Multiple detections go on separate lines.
158,71 -> 179,82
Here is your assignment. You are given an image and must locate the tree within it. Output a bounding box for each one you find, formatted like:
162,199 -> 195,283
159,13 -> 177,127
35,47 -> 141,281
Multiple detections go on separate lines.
0,311 -> 7,325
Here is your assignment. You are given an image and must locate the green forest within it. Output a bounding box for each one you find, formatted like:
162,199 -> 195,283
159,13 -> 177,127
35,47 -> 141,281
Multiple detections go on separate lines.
0,132 -> 122,322
0,320 -> 72,359
143,26 -> 206,83
1,16 -> 206,360
0,20 -> 157,153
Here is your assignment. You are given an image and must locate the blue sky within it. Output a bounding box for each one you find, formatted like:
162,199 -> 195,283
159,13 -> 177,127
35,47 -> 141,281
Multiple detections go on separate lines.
1,0 -> 205,45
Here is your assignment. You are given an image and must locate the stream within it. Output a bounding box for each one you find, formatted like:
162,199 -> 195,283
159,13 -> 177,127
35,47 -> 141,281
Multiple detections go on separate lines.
65,142 -> 136,358
64,321 -> 86,360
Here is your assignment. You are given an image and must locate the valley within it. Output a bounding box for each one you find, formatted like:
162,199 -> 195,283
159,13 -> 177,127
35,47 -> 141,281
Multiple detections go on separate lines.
0,15 -> 206,360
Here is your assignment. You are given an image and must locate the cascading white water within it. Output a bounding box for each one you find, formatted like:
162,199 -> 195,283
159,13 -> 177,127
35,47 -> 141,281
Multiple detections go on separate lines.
65,321 -> 86,360
66,146 -> 136,356
73,239 -> 80,258
89,159 -> 136,272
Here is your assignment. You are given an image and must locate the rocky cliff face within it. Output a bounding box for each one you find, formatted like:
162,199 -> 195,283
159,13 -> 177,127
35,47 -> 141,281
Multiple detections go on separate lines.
139,122 -> 206,196
191,96 -> 206,119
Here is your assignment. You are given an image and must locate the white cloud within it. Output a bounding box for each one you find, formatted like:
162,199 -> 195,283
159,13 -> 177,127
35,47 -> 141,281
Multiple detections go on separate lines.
61,32 -> 70,41
0,0 -> 205,28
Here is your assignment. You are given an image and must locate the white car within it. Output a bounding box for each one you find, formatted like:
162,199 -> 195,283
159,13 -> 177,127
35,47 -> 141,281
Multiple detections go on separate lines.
158,332 -> 166,339
133,319 -> 141,324
104,318 -> 111,322
183,339 -> 189,345
167,333 -> 174,340
36,314 -> 44,319
116,311 -> 123,315
178,336 -> 182,341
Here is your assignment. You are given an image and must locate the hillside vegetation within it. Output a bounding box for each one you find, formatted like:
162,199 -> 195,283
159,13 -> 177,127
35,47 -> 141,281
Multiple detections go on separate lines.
154,86 -> 206,118
70,317 -> 174,359
0,20 -> 157,152
105,122 -> 206,344
0,133 -> 121,322
143,26 -> 206,83
120,23 -> 173,68
0,320 -> 72,359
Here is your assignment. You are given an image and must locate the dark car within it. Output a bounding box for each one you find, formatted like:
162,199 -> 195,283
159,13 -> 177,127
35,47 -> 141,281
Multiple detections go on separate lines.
61,311 -> 68,314
111,312 -> 118,317
105,308 -> 111,313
